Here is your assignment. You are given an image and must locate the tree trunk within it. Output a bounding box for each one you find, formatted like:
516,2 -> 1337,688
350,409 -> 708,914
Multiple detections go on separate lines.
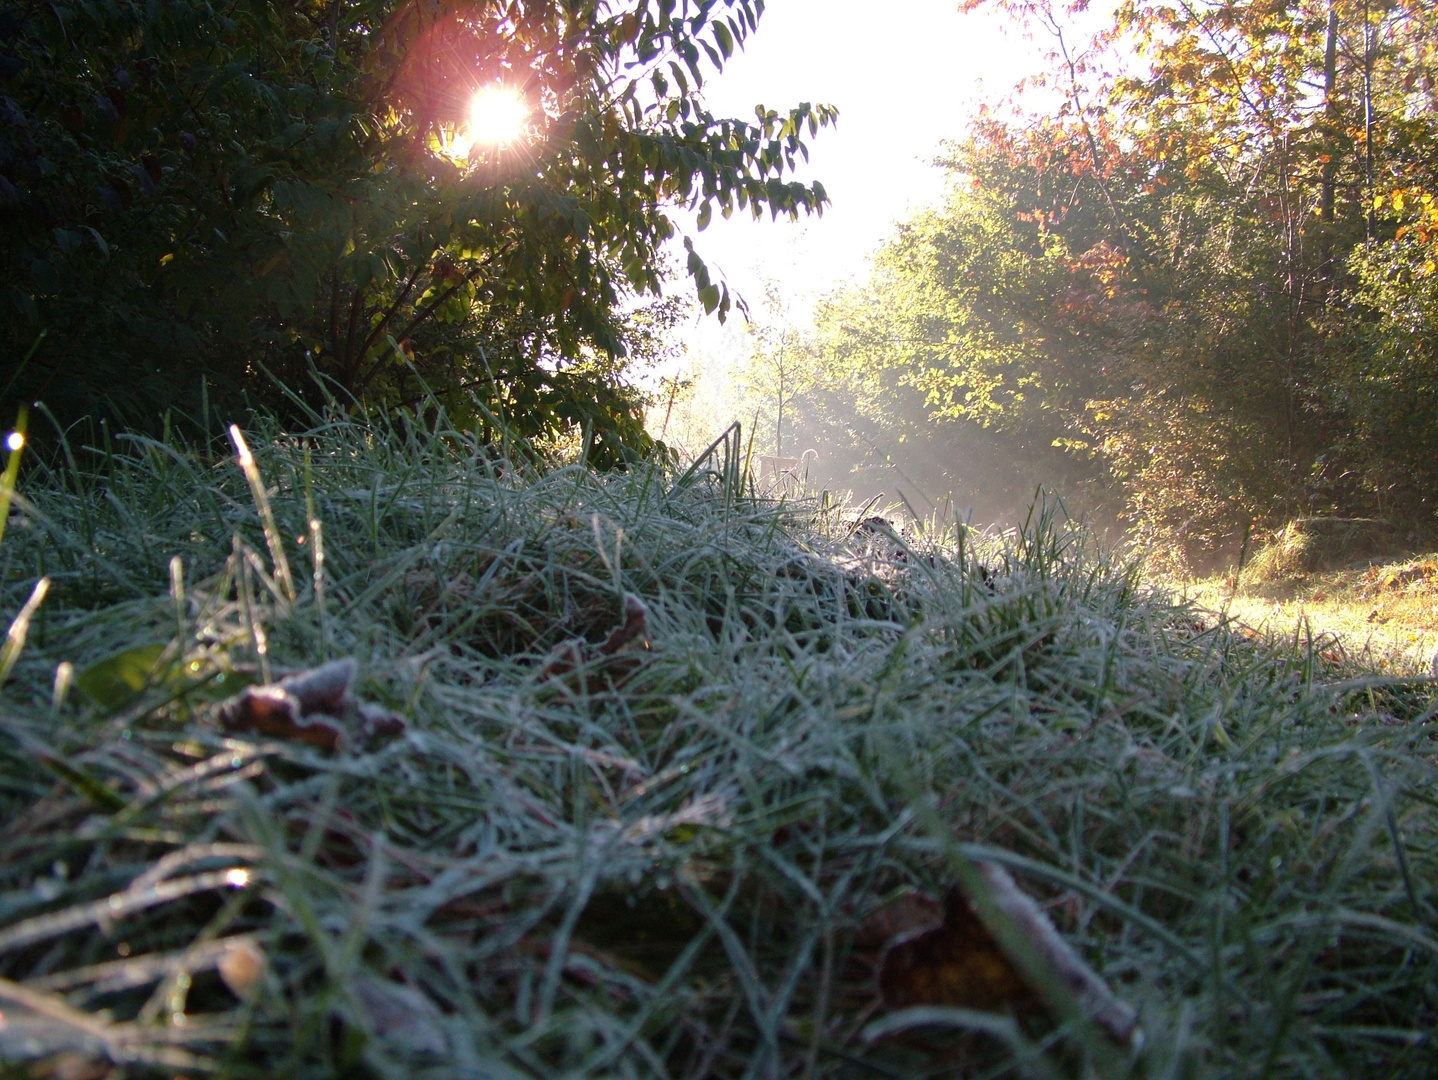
1318,1 -> 1339,290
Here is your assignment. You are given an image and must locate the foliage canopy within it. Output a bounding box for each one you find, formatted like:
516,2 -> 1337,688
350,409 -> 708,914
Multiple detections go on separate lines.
795,0 -> 1438,566
0,0 -> 834,459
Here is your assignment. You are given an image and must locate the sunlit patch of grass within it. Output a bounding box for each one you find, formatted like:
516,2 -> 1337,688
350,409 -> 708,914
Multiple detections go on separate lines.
0,409 -> 1435,1078
1187,553 -> 1438,675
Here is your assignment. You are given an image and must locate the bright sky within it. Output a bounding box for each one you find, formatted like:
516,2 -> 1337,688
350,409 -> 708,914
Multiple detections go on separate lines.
665,0 -> 1073,318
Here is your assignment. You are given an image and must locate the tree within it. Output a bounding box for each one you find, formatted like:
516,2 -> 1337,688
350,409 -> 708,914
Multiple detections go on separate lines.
0,0 -> 835,460
799,132 -> 1125,526
814,0 -> 1438,561
1102,0 -> 1438,532
740,281 -> 808,461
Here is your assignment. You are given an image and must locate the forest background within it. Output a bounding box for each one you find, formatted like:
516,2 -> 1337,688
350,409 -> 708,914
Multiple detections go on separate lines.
3,0 -> 1438,574
662,0 -> 1438,574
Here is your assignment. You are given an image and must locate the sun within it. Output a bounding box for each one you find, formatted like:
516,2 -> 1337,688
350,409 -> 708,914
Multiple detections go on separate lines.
467,85 -> 529,150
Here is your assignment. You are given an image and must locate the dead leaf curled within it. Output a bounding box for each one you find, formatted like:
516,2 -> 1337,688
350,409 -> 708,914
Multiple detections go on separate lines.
217,658 -> 404,750
877,862 -> 1139,1046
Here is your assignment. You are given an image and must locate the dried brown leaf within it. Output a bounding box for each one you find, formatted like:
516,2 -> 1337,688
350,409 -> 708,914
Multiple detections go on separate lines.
879,886 -> 1037,1017
540,638 -> 587,678
218,684 -> 343,749
217,658 -> 404,750
878,863 -> 1138,1045
540,594 -> 651,677
275,657 -> 354,715
598,593 -> 649,655
351,974 -> 447,1056
853,888 -> 943,951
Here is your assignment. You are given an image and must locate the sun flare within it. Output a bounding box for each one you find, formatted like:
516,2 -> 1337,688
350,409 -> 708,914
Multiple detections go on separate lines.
467,85 -> 528,150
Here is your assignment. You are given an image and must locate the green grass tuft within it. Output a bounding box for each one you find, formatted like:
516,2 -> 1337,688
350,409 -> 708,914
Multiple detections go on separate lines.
1,410 -> 1436,1078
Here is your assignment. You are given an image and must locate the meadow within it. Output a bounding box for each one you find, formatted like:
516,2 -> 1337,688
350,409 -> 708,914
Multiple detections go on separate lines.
1185,531 -> 1438,680
0,412 -> 1435,1079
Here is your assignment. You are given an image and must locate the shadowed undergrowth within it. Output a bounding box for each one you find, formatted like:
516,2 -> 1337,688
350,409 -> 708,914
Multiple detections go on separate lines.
0,412 -> 1435,1079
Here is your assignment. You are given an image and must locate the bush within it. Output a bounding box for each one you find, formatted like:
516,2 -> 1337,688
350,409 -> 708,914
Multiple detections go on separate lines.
0,0 -> 832,459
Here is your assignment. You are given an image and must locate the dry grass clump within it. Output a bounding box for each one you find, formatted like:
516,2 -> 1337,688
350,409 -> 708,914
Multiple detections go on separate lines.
1241,517 -> 1400,586
1191,534 -> 1438,675
0,411 -> 1436,1079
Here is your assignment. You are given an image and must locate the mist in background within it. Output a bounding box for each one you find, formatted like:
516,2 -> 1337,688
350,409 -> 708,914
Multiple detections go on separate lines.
646,295 -> 1111,534
642,0 -> 1117,532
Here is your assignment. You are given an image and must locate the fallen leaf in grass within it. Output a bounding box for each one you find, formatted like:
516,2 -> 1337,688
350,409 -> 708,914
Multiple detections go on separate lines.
833,889 -> 948,1017
355,700 -> 407,741
541,593 -> 651,676
219,683 -> 343,749
272,658 -> 352,714
217,658 -> 404,750
879,884 -> 1037,1018
599,593 -> 649,655
350,974 -> 447,1057
853,888 -> 943,951
540,638 -> 587,678
879,862 -> 1138,1046
75,644 -> 169,709
216,938 -> 265,1000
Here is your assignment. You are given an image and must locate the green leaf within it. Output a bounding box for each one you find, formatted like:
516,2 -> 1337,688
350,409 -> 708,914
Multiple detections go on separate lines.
76,644 -> 169,709
697,201 -> 712,231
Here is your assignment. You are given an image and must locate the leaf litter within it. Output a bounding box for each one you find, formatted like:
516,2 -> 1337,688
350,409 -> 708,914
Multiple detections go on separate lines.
217,657 -> 405,749
877,863 -> 1138,1046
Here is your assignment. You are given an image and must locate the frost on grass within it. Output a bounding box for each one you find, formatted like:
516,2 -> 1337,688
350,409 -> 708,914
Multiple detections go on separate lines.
0,413 -> 1435,1079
